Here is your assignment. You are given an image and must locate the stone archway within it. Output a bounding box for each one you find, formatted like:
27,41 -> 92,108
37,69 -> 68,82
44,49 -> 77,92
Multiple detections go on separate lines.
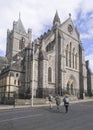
66,75 -> 76,95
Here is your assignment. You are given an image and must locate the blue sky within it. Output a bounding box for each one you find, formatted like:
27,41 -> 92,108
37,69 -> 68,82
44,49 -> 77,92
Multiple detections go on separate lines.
0,0 -> 93,72
75,10 -> 93,55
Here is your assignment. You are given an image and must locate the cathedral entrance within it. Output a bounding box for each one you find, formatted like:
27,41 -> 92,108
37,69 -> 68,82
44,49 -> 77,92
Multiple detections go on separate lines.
66,75 -> 76,95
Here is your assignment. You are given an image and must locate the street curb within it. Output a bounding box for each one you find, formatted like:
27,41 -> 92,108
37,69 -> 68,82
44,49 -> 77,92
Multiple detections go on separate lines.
0,98 -> 93,110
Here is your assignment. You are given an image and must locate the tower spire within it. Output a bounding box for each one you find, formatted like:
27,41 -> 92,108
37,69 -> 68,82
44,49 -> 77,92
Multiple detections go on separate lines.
53,10 -> 61,26
19,12 -> 21,19
69,13 -> 71,18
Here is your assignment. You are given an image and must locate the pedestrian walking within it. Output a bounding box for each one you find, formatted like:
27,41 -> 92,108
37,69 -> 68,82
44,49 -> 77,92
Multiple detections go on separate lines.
48,94 -> 53,109
63,95 -> 69,113
55,95 -> 61,110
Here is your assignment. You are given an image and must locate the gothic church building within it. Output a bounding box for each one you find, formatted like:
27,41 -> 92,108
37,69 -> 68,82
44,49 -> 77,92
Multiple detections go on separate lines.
0,11 -> 93,99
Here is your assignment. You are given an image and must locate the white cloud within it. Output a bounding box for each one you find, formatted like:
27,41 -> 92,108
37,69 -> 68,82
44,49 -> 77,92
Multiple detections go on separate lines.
80,33 -> 92,39
0,0 -> 82,52
80,0 -> 93,15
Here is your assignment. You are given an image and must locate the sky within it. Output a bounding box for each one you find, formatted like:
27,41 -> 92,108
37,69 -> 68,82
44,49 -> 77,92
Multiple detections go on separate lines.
0,0 -> 93,72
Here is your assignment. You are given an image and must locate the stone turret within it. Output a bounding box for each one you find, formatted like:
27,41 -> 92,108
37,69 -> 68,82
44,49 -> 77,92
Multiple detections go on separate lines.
28,28 -> 32,45
53,11 -> 61,26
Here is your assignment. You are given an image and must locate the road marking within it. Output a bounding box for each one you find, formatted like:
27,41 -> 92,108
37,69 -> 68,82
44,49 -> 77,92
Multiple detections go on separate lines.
0,114 -> 42,123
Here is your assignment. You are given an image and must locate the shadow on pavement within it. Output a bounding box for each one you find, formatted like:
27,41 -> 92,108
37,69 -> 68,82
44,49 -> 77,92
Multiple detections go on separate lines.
43,106 -> 65,114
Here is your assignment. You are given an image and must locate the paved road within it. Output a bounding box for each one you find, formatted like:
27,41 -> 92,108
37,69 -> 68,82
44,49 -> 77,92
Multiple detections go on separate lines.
0,101 -> 93,130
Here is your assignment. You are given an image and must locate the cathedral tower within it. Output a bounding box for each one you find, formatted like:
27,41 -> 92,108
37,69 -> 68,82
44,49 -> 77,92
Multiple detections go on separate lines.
6,15 -> 32,61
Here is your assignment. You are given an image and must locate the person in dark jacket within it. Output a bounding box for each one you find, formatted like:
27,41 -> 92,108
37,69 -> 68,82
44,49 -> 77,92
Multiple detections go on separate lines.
63,95 -> 69,113
48,94 -> 53,109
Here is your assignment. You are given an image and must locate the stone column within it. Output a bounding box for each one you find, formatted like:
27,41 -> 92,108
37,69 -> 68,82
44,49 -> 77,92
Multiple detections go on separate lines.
55,28 -> 59,94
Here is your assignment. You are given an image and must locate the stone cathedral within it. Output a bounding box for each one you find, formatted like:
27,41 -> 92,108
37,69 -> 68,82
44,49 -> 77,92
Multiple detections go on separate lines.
0,11 -> 93,100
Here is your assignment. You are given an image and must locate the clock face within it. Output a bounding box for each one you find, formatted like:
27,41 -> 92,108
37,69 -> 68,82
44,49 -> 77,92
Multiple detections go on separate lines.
68,24 -> 73,33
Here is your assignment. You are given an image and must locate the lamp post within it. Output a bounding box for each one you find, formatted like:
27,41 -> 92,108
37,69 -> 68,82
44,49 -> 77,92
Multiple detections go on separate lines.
31,42 -> 34,107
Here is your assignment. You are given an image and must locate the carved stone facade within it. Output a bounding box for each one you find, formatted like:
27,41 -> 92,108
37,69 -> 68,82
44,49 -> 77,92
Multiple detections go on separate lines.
0,11 -> 93,99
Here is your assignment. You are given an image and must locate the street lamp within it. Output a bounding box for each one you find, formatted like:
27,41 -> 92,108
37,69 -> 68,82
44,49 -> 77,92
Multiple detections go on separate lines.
31,42 -> 34,107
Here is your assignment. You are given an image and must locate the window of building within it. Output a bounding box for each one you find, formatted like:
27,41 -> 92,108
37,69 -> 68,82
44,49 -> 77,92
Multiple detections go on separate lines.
18,80 -> 20,85
46,41 -> 54,52
16,73 -> 19,77
69,42 -> 72,67
75,53 -> 77,69
19,37 -> 25,50
19,40 -> 21,50
73,48 -> 75,68
14,80 -> 16,85
48,67 -> 52,82
66,45 -> 68,66
71,84 -> 74,95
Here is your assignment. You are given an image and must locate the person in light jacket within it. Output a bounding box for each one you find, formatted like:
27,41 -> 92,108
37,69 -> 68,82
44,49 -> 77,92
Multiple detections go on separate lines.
55,95 -> 61,110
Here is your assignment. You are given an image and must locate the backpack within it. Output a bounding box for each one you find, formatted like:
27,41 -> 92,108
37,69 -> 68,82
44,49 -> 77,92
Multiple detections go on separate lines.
63,97 -> 69,103
48,95 -> 53,101
65,97 -> 69,103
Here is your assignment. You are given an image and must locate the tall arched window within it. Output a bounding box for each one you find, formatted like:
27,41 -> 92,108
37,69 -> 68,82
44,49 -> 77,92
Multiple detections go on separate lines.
46,41 -> 54,52
69,42 -> 72,67
48,67 -> 52,82
18,80 -> 20,85
19,37 -> 25,50
66,45 -> 68,66
14,80 -> 16,85
75,53 -> 77,69
73,48 -> 75,68
71,84 -> 74,95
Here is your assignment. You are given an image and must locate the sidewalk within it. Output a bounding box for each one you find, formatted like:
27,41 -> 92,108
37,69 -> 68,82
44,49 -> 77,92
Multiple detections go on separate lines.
0,98 -> 93,110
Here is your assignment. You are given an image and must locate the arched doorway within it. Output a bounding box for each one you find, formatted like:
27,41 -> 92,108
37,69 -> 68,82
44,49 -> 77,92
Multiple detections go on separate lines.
66,75 -> 76,95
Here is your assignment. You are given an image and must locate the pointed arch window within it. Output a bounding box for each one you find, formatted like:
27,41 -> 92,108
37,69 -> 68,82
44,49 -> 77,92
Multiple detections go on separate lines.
14,80 -> 16,85
71,84 -> 74,95
73,48 -> 75,68
75,53 -> 77,69
48,67 -> 52,82
18,80 -> 20,85
46,41 -> 54,52
69,42 -> 72,67
19,37 -> 25,50
66,45 -> 68,66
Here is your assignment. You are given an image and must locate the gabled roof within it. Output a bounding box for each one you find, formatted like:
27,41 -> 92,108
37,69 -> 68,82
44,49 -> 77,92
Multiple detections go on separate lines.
60,14 -> 72,27
59,13 -> 80,41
